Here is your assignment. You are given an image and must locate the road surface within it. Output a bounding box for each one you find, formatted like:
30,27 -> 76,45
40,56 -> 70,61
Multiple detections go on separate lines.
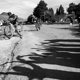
1,24 -> 80,80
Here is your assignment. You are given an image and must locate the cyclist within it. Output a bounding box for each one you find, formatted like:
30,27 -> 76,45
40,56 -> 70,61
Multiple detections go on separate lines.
8,14 -> 22,38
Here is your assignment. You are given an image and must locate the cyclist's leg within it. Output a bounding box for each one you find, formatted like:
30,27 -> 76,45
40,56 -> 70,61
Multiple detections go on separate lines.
14,24 -> 22,38
38,23 -> 40,30
39,24 -> 41,30
35,23 -> 38,31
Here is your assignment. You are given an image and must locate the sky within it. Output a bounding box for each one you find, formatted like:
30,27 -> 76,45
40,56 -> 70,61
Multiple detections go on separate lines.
0,0 -> 79,19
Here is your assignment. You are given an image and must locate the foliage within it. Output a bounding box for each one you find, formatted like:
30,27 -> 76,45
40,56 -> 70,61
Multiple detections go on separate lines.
55,8 -> 60,15
75,3 -> 80,18
67,3 -> 80,23
55,5 -> 64,15
44,8 -> 55,23
55,5 -> 65,22
33,0 -> 55,23
27,14 -> 35,24
33,0 -> 48,19
67,3 -> 76,14
59,5 -> 64,14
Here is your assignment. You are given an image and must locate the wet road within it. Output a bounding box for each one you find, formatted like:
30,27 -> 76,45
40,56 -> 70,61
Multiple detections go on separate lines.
4,24 -> 80,80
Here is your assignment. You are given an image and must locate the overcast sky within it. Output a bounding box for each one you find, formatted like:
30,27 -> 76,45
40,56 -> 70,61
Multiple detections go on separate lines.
0,0 -> 79,19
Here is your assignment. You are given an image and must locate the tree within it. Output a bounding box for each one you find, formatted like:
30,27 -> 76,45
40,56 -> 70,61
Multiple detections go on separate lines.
75,3 -> 80,17
67,3 -> 80,27
67,3 -> 80,23
59,5 -> 64,14
55,5 -> 64,15
67,3 -> 76,14
55,8 -> 60,15
33,0 -> 48,20
74,3 -> 80,26
27,14 -> 35,24
48,8 -> 55,22
48,8 -> 54,16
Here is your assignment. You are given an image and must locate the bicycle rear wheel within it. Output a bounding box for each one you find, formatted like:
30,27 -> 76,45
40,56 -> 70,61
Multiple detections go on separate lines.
4,25 -> 13,39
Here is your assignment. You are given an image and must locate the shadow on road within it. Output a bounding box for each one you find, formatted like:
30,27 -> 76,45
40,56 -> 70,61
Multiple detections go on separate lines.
0,25 -> 80,80
0,39 -> 79,80
24,29 -> 37,32
58,25 -> 80,37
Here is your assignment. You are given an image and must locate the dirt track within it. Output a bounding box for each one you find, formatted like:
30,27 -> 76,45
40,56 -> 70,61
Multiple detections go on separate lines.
0,24 -> 80,80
